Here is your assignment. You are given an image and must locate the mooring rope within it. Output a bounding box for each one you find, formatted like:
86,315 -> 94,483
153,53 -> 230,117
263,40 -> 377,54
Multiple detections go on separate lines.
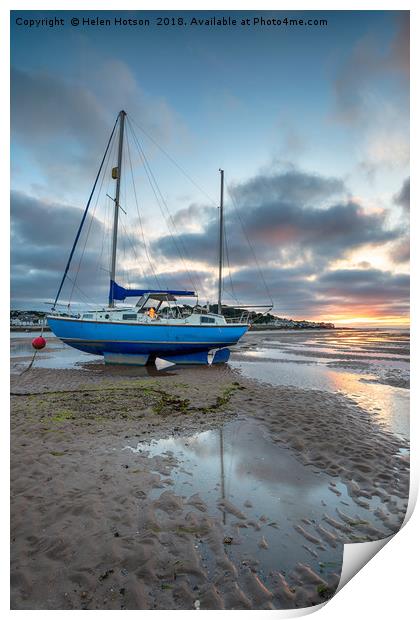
19,322 -> 46,375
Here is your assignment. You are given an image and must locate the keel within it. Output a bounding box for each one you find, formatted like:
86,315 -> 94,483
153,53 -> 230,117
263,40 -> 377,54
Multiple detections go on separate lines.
103,352 -> 150,366
159,348 -> 231,366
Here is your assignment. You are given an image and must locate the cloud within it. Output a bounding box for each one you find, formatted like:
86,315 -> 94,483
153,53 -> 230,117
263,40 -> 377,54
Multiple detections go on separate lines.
11,190 -> 103,250
232,168 -> 346,206
11,189 -> 212,305
393,177 -> 410,211
333,13 -> 409,125
11,190 -> 156,304
11,190 -> 108,302
362,123 -> 409,174
148,168 -> 408,320
11,68 -> 106,149
389,237 -> 409,264
221,265 -> 322,315
153,168 -> 400,268
316,268 -> 409,316
332,13 -> 409,177
317,267 -> 408,301
388,178 -> 409,265
11,68 -> 109,196
134,267 -> 214,300
11,63 -> 185,198
222,265 -> 409,318
11,172 -> 409,322
171,203 -> 216,231
389,12 -> 410,76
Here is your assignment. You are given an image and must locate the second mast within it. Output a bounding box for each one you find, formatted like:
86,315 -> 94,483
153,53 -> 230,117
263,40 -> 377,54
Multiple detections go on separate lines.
218,168 -> 224,316
110,109 -> 126,307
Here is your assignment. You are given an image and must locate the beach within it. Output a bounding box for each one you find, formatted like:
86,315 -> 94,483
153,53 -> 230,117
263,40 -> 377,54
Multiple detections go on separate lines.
10,329 -> 410,610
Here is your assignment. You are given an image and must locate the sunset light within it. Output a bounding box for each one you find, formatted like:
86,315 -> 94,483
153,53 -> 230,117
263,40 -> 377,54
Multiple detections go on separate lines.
11,10 -> 409,328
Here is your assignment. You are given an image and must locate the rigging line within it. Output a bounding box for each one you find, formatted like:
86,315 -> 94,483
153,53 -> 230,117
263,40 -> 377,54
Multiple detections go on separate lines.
127,121 -> 196,269
53,113 -> 119,309
119,212 -> 128,287
128,114 -> 218,207
108,131 -> 120,276
69,122 -> 117,304
222,289 -> 241,304
65,275 -> 99,308
128,132 -> 198,296
120,135 -> 159,289
226,180 -> 274,306
96,167 -> 114,277
121,147 -> 129,287
97,131 -> 118,278
127,119 -> 196,288
96,196 -> 109,274
122,232 -> 129,288
125,226 -> 152,286
125,123 -> 163,290
127,119 -> 200,293
100,192 -> 112,278
222,215 -> 240,305
126,129 -> 164,290
69,128 -> 115,301
118,216 -> 150,287
106,151 -> 115,276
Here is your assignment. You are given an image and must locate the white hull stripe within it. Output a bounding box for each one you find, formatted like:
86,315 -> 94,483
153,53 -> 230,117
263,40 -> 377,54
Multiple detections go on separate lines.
49,317 -> 247,328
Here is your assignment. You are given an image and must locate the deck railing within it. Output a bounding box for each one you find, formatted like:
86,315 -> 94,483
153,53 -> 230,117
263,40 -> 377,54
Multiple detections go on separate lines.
225,313 -> 249,324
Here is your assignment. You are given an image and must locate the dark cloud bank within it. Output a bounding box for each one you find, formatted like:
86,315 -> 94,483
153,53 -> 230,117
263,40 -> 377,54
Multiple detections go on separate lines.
154,171 -> 398,267
393,177 -> 410,211
11,167 -> 409,321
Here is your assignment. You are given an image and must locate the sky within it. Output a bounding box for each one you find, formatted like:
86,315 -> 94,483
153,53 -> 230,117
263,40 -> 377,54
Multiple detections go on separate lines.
10,9 -> 410,326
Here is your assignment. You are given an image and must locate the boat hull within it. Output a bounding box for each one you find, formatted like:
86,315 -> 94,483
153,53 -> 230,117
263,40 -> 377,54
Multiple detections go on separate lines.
47,317 -> 248,364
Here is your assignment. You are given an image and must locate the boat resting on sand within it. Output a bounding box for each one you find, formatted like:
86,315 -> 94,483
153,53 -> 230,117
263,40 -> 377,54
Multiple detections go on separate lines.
47,111 -> 252,366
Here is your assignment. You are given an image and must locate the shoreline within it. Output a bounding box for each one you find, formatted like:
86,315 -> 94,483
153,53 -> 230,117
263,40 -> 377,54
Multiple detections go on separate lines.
10,361 -> 409,610
10,326 -> 52,333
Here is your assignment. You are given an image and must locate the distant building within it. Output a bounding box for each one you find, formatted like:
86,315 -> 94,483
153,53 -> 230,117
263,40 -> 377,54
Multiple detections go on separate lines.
10,310 -> 47,328
252,316 -> 335,330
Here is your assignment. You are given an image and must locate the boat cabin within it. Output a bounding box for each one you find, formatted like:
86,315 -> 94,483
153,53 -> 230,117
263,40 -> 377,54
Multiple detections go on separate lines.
78,291 -> 228,325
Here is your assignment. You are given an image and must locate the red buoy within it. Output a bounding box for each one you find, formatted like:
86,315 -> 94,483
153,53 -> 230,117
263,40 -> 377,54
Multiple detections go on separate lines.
32,336 -> 46,350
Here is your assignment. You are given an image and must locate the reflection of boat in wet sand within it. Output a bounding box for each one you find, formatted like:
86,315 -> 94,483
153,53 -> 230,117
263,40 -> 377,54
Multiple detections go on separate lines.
47,110 -> 254,366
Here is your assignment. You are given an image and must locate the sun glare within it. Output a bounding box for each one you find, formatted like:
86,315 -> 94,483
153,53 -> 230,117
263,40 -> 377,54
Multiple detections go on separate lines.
332,315 -> 409,327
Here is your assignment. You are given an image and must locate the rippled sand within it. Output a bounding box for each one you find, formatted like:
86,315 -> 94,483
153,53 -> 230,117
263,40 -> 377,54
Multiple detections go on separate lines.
10,329 -> 409,609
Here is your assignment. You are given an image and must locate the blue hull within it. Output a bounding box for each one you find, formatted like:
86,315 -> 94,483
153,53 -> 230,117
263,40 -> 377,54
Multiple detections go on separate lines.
47,317 -> 248,363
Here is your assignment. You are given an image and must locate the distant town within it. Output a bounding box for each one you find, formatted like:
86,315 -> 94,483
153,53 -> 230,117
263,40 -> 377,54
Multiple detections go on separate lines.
10,309 -> 335,330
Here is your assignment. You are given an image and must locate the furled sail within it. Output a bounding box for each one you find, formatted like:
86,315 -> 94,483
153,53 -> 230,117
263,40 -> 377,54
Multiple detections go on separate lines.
109,280 -> 195,303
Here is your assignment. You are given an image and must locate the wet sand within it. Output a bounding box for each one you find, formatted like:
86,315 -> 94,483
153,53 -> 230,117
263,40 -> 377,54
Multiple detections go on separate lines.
10,331 -> 409,609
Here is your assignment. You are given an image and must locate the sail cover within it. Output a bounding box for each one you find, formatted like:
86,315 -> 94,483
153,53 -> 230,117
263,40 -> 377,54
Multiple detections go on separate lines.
109,280 -> 195,303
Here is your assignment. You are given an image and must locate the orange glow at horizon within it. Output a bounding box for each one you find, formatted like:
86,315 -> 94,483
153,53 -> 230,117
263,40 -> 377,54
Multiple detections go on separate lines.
309,313 -> 410,327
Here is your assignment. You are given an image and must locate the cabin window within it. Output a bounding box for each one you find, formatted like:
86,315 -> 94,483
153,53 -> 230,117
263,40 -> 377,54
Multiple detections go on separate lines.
83,313 -> 93,319
200,316 -> 215,324
122,313 -> 138,320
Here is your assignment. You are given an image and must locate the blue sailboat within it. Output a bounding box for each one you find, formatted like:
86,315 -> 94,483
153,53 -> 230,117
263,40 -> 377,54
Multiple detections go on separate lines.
47,111 -> 249,365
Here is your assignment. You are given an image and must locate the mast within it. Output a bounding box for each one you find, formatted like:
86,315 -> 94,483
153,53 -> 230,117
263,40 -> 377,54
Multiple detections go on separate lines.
218,168 -> 224,315
52,115 -> 118,310
219,427 -> 226,525
109,110 -> 126,307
